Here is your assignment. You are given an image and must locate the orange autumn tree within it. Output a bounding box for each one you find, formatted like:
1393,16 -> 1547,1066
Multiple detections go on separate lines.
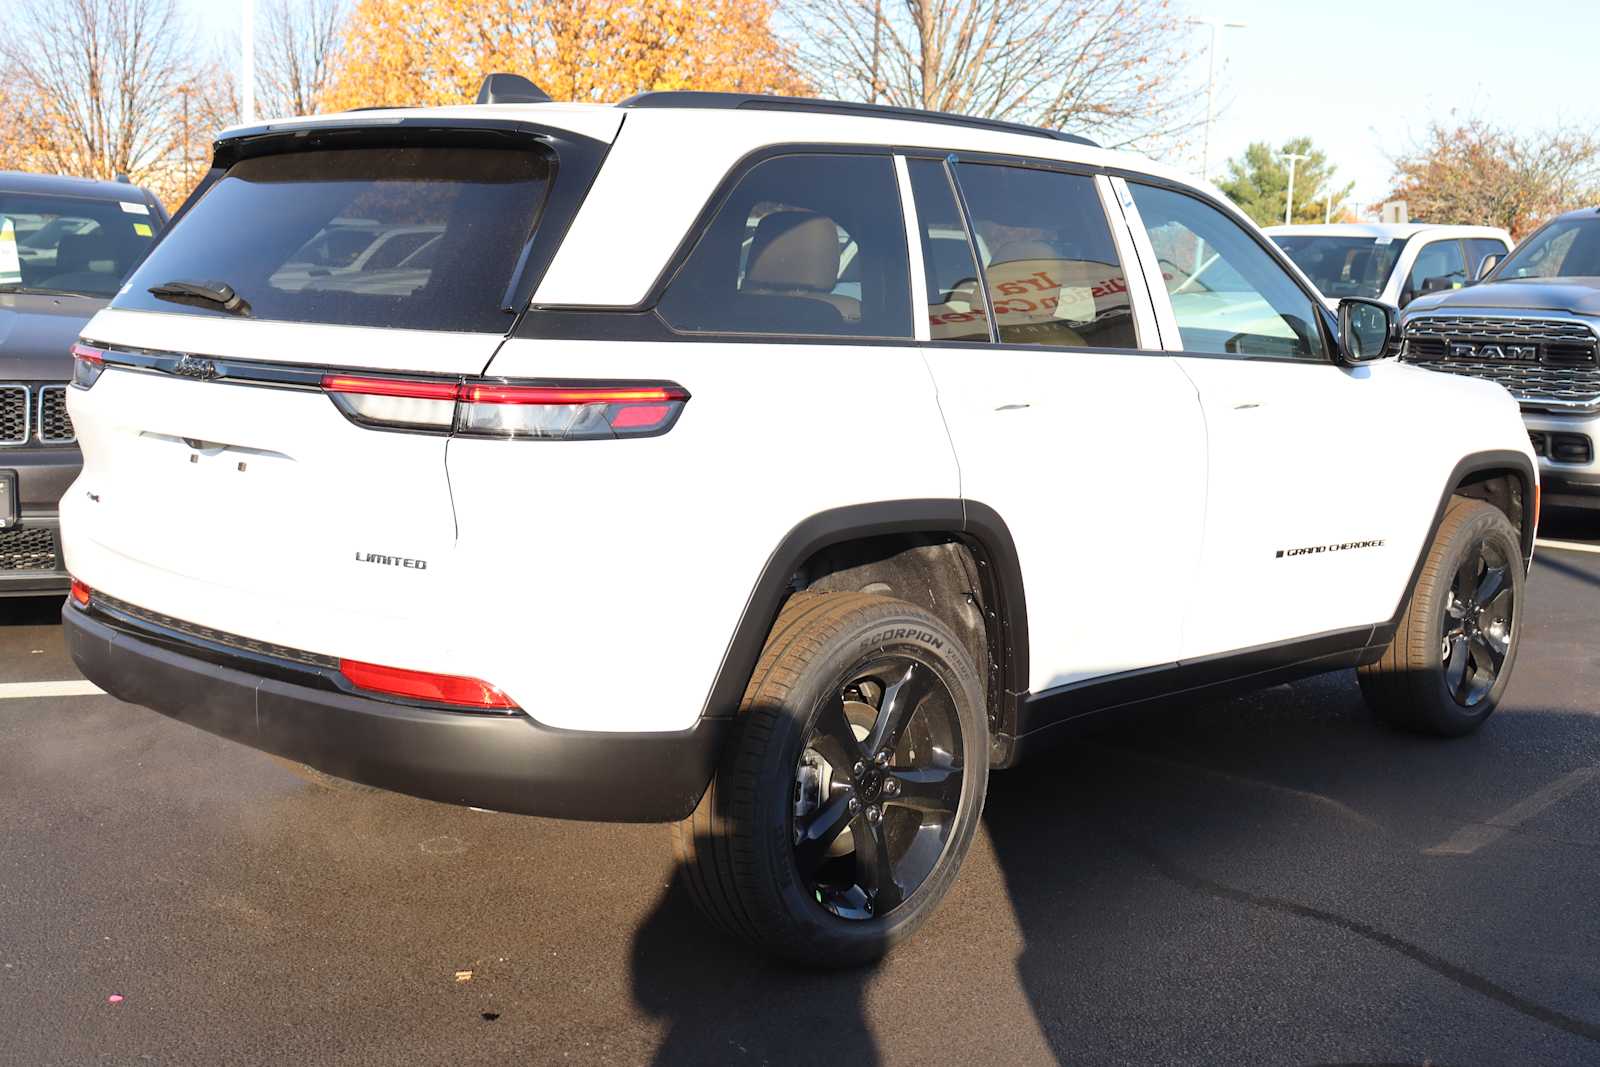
321,0 -> 806,111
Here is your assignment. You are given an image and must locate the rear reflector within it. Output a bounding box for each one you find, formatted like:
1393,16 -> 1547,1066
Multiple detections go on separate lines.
71,343 -> 106,390
338,658 -> 519,711
321,375 -> 688,439
69,578 -> 91,607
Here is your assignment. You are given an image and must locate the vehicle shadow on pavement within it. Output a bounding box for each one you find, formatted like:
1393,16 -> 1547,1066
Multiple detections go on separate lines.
980,670 -> 1600,1064
630,876 -> 880,1065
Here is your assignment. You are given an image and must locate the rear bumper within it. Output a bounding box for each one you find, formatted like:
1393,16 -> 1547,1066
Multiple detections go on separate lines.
63,604 -> 728,822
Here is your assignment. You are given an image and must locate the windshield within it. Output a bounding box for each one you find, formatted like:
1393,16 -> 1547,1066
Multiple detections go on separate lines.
1272,235 -> 1406,299
113,145 -> 555,332
0,191 -> 162,297
1495,216 -> 1600,279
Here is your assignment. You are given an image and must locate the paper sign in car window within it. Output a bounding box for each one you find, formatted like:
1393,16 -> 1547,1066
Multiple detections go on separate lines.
133,222 -> 153,237
1374,237 -> 1393,245
0,219 -> 20,286
119,201 -> 150,215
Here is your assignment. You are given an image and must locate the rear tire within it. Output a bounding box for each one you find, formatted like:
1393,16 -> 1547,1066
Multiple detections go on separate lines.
673,592 -> 989,966
1359,498 -> 1524,737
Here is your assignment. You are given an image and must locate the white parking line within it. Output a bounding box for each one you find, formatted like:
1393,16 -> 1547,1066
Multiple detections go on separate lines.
0,680 -> 105,699
1536,538 -> 1600,555
1425,766 -> 1600,856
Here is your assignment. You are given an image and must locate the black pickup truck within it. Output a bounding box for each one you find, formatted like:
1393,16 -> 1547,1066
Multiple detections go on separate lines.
0,172 -> 167,595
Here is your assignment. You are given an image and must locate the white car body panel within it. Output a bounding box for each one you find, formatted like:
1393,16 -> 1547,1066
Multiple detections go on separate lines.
61,100 -> 1538,741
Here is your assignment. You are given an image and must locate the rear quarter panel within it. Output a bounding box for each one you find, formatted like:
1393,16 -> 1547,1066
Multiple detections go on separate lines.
455,337 -> 959,732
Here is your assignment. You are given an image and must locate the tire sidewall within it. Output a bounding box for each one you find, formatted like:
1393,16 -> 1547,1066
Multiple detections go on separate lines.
1417,506 -> 1525,731
744,602 -> 988,961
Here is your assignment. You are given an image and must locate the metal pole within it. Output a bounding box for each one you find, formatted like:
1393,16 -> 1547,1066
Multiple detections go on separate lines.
1279,152 -> 1309,225
242,0 -> 256,124
1186,18 -> 1246,182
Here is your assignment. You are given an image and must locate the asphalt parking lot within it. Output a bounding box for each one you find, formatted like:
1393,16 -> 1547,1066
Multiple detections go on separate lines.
3,510 -> 1599,1067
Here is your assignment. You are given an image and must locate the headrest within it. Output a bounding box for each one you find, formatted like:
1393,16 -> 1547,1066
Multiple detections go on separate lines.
743,211 -> 840,293
54,232 -> 108,275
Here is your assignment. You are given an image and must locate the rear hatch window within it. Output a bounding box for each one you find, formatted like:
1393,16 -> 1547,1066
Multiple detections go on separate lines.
113,144 -> 553,333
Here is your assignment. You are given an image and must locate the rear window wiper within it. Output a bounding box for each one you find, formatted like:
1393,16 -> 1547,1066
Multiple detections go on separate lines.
0,283 -> 98,298
148,279 -> 251,316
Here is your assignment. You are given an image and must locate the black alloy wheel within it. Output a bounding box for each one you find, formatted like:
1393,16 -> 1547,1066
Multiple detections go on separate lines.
791,657 -> 965,920
1440,536 -> 1515,708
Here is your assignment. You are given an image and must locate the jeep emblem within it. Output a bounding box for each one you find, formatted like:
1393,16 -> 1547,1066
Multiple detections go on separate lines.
171,355 -> 223,381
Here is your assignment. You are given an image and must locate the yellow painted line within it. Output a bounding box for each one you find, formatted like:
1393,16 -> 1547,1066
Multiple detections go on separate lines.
1536,538 -> 1600,555
0,680 -> 105,699
1425,766 -> 1600,856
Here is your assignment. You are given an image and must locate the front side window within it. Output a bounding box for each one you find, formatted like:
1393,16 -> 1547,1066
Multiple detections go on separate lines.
1272,235 -> 1406,300
1497,217 -> 1600,279
0,193 -> 161,297
953,163 -> 1137,349
114,145 -> 554,332
1130,183 -> 1328,360
1407,240 -> 1467,298
1465,237 -> 1509,280
657,154 -> 912,338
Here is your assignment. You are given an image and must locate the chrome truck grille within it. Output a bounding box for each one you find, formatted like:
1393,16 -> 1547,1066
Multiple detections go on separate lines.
1402,315 -> 1600,412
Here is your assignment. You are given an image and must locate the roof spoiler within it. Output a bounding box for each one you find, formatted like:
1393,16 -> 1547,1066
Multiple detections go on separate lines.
475,73 -> 551,106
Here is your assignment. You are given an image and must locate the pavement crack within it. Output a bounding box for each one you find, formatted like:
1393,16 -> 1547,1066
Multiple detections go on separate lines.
1133,842 -> 1600,1044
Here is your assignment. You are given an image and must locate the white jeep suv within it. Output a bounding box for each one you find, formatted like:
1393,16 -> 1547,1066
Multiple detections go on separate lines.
61,83 -> 1538,965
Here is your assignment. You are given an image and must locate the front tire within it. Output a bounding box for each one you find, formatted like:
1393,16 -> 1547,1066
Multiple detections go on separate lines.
673,592 -> 989,966
1359,497 -> 1524,737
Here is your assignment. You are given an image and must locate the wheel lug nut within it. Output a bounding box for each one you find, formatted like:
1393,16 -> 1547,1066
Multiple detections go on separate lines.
884,778 -> 900,797
852,761 -> 866,777
866,806 -> 882,824
848,797 -> 861,814
875,751 -> 891,767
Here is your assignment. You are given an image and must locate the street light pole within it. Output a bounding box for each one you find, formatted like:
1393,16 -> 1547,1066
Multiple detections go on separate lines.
1279,151 -> 1309,225
241,0 -> 256,124
1187,17 -> 1246,183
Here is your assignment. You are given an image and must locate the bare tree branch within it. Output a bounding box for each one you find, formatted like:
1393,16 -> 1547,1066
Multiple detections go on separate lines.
784,0 -> 1201,150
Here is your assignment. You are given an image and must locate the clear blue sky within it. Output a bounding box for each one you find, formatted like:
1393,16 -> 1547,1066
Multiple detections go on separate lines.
1187,0 -> 1600,209
185,0 -> 1599,211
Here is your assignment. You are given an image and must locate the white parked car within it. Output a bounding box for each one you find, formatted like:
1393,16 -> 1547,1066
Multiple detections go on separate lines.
1269,223 -> 1512,309
62,79 -> 1538,965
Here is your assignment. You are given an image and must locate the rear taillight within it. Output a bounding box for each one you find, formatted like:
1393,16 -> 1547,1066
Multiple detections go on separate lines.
338,659 -> 518,711
69,578 -> 91,607
321,376 -> 688,439
71,343 -> 105,390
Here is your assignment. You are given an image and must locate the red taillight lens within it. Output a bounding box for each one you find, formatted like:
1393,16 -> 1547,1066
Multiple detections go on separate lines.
320,375 -> 689,439
457,382 -> 689,439
338,659 -> 519,711
71,343 -> 106,390
69,579 -> 91,607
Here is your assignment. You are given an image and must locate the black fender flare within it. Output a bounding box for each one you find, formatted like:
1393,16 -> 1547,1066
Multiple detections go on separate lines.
1379,448 -> 1537,642
697,499 -> 1029,726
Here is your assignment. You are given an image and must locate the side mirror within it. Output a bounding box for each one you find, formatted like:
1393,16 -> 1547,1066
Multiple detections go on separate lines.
1337,297 -> 1396,364
1475,254 -> 1502,282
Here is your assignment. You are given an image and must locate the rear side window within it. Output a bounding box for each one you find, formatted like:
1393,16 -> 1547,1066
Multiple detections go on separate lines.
657,154 -> 912,339
113,146 -> 552,333
1407,240 -> 1468,297
0,192 -> 161,298
907,159 -> 989,342
952,163 -> 1138,349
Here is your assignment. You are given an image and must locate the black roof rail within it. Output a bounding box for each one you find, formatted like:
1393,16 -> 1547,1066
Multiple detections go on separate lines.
615,91 -> 1100,148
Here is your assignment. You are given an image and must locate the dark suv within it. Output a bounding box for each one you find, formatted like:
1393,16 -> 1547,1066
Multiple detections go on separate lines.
0,172 -> 167,594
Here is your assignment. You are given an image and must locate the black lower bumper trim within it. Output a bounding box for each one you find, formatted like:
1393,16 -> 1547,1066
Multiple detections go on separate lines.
64,605 -> 727,822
